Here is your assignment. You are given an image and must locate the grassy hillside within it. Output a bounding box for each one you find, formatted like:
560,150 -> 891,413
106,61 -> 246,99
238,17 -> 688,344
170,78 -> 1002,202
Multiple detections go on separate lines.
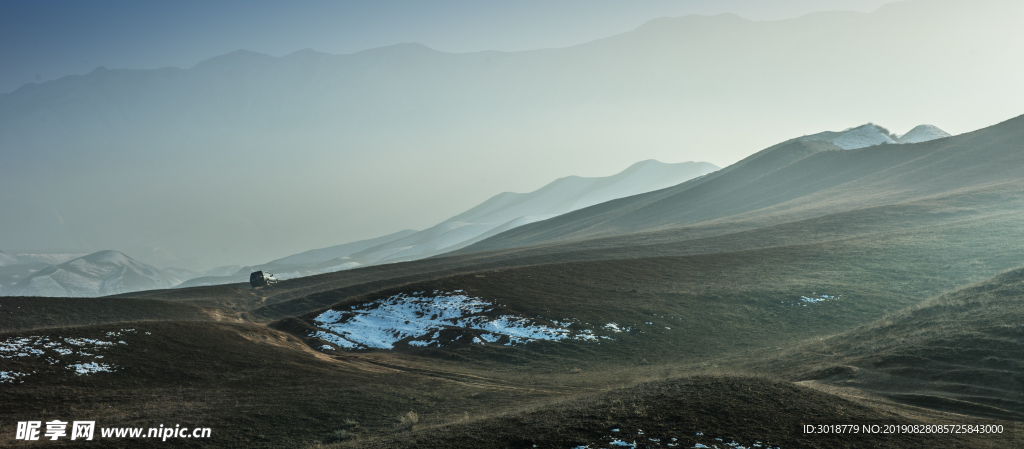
334,376 -> 1014,449
3,319 -> 1016,448
767,267 -> 1024,421
0,321 -> 578,448
6,221 -> 1023,446
0,297 -> 215,331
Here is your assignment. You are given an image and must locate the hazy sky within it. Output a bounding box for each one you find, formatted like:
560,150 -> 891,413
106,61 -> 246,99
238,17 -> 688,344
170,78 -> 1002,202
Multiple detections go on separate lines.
5,0 -> 1024,271
1,0 -> 898,94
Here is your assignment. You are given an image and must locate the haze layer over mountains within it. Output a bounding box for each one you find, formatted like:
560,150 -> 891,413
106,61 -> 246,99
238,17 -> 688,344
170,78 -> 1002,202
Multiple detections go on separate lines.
1,0 -> 1022,271
0,120 -> 952,296
0,159 -> 716,295
176,160 -> 718,287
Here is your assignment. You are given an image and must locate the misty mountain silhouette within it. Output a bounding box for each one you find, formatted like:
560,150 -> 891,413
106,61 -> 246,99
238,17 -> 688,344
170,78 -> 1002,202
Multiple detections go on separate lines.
180,160 -> 716,287
3,0 -> 1020,268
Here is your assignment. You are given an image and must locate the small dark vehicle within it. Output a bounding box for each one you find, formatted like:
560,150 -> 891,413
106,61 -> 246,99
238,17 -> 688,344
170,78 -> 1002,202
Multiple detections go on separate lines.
249,270 -> 278,288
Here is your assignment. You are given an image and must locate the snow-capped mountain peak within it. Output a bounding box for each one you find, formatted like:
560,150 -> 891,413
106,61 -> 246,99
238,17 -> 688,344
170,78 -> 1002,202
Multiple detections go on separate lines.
802,123 -> 950,150
830,124 -> 896,150
897,124 -> 951,144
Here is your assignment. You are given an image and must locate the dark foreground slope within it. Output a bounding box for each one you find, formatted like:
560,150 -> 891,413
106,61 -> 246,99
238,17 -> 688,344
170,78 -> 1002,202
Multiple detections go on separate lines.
7,212 -> 1024,447
0,297 -> 215,331
3,319 -> 1017,448
339,376 -> 1016,449
0,321 -> 573,448
6,232 -> 1024,447
771,267 -> 1024,421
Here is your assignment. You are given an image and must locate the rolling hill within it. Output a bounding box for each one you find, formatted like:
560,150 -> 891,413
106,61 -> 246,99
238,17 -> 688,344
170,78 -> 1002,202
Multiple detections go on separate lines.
773,266 -> 1024,420
454,116 -> 1017,254
279,160 -> 718,270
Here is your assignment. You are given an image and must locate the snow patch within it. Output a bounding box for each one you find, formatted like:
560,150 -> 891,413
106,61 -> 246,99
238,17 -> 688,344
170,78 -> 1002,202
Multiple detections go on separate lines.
310,292 -> 614,350
67,362 -> 115,375
782,292 -> 842,306
0,371 -> 28,383
603,323 -> 632,333
0,329 -> 139,379
573,428 -> 781,449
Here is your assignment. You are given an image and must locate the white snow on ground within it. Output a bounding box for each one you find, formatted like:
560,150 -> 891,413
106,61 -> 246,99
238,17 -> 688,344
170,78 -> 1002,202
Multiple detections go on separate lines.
571,428 -> 780,449
67,362 -> 115,375
798,293 -> 838,303
782,292 -> 842,307
64,337 -> 115,347
0,328 -> 139,382
0,371 -> 28,383
311,292 -> 625,350
603,323 -> 632,333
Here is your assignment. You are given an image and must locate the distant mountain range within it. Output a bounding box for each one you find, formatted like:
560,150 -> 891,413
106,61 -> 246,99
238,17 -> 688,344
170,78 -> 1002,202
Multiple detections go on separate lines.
0,251 -> 86,291
180,159 -> 718,287
0,251 -> 179,297
2,0 -> 1020,269
0,118 -> 955,296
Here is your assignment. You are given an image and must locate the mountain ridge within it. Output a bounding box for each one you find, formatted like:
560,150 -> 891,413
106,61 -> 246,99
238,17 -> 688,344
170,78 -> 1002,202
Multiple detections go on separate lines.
454,115 -> 1019,254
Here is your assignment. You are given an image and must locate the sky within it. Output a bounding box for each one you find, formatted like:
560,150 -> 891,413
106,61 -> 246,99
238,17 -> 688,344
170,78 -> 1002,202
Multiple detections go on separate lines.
0,0 -> 898,94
